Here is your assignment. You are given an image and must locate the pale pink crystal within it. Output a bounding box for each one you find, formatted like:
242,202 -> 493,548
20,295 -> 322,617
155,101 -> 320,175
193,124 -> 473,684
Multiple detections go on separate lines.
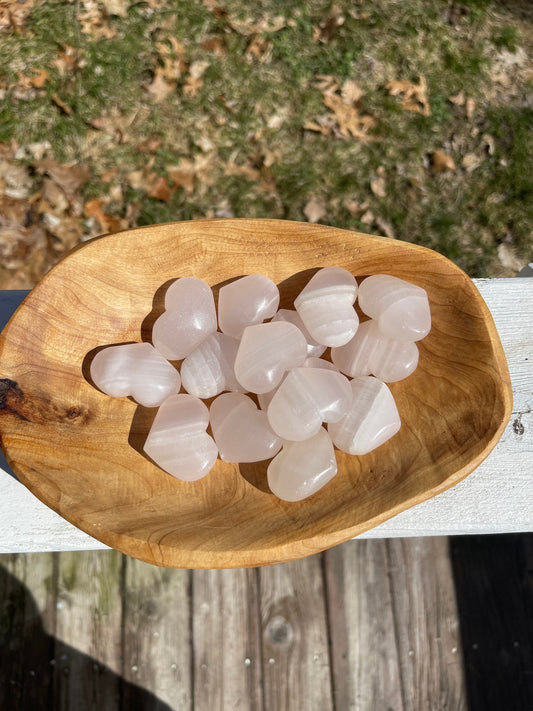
210,393 -> 282,463
218,274 -> 280,339
234,321 -> 307,394
257,356 -> 337,411
90,342 -> 180,408
294,266 -> 358,347
152,277 -> 217,360
357,274 -> 431,342
328,376 -> 401,455
144,394 -> 218,481
331,319 -> 419,382
272,309 -> 326,357
267,427 -> 337,501
181,332 -> 245,399
267,367 -> 353,441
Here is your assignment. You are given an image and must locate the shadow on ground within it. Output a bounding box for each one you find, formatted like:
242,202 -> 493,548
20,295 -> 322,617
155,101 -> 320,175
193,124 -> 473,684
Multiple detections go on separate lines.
0,565 -> 173,711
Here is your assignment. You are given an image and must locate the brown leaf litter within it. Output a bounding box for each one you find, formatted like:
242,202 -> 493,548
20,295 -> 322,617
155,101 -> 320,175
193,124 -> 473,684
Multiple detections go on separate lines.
385,76 -> 431,116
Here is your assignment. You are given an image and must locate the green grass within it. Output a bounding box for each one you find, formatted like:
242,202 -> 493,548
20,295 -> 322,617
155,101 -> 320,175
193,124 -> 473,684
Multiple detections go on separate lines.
0,0 -> 532,282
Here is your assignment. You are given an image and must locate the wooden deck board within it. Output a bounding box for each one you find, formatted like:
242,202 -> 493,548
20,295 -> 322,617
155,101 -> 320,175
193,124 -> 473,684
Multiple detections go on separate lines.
122,560 -> 192,710
191,568 -> 263,710
259,556 -> 334,711
54,550 -> 123,710
324,539 -> 405,710
2,537 -> 533,709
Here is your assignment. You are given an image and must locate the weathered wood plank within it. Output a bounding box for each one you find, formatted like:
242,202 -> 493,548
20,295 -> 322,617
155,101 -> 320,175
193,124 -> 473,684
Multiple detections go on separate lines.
450,534 -> 533,709
53,550 -> 123,710
259,555 -> 333,711
0,552 -> 56,710
324,540 -> 404,710
192,568 -> 263,711
386,537 -> 467,710
121,559 -> 192,710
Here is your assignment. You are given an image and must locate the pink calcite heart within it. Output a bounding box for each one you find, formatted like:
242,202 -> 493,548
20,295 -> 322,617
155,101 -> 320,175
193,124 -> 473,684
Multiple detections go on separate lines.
180,331 -> 244,399
357,274 -> 431,342
234,321 -> 307,394
267,367 -> 353,441
328,376 -> 401,455
90,342 -> 180,408
267,427 -> 337,502
331,319 -> 419,382
294,266 -> 359,347
152,277 -> 217,360
144,394 -> 218,481
218,274 -> 280,339
210,392 -> 282,463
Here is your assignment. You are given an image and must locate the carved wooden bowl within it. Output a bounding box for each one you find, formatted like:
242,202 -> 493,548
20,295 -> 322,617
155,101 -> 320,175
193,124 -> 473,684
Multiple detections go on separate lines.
0,219 -> 512,568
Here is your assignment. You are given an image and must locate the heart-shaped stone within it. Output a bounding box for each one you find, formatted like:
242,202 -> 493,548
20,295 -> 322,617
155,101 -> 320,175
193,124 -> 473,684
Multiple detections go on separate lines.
210,392 -> 282,463
257,355 -> 337,411
357,274 -> 431,342
267,367 -> 353,441
152,277 -> 217,360
272,309 -> 326,357
294,266 -> 359,347
90,342 -> 180,408
144,394 -> 218,481
181,332 -> 245,399
218,274 -> 280,339
328,376 -> 401,455
234,321 -> 307,394
331,319 -> 419,382
267,427 -> 337,501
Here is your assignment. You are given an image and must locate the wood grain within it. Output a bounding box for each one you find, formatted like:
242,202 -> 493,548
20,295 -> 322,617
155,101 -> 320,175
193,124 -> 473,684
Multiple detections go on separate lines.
0,219 -> 513,567
324,540 -> 404,710
192,568 -> 262,710
54,550 -> 123,710
259,556 -> 333,711
122,560 -> 192,710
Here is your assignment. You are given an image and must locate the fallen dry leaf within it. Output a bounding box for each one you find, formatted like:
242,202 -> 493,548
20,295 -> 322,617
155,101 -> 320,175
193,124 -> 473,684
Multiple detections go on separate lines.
385,76 -> 430,116
53,44 -> 85,76
35,159 -> 91,201
147,176 -> 173,202
303,196 -> 327,223
167,160 -> 196,194
246,35 -> 273,62
375,216 -> 395,239
323,94 -> 377,141
449,90 -> 465,106
461,153 -> 482,172
0,0 -> 35,33
360,210 -> 375,226
29,68 -> 49,89
78,0 -> 117,40
201,35 -> 226,56
147,70 -> 176,102
465,97 -> 476,119
429,150 -> 456,173
183,75 -> 203,97
228,14 -> 286,36
341,79 -> 364,105
370,174 -> 386,198
84,198 -> 124,233
102,0 -> 129,17
51,93 -> 73,115
497,243 -> 523,272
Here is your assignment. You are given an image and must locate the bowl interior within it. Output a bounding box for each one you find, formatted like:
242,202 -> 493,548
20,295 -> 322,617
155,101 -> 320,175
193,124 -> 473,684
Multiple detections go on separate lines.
0,219 -> 512,567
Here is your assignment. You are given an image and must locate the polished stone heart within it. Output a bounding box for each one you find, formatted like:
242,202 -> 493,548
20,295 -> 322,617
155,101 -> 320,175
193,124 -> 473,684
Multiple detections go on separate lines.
210,392 -> 282,463
144,394 -> 218,481
257,355 -> 337,411
90,342 -> 180,408
328,376 -> 401,455
267,367 -> 352,441
267,427 -> 337,501
234,321 -> 307,394
331,319 -> 419,382
272,309 -> 326,357
218,274 -> 279,339
294,266 -> 358,347
357,274 -> 431,342
181,331 -> 245,399
152,277 -> 217,360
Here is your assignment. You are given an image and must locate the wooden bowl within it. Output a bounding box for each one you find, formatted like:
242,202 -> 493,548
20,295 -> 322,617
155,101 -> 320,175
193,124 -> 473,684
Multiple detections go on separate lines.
0,219 -> 512,568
